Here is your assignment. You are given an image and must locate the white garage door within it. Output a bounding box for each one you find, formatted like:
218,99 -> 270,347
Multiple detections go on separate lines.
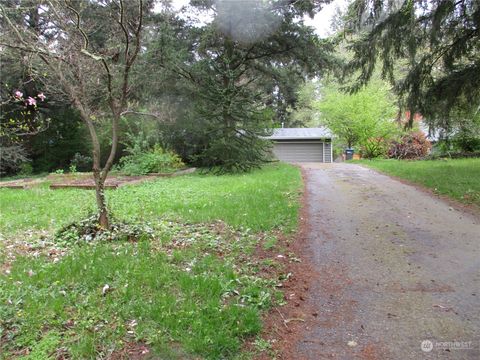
272,141 -> 324,162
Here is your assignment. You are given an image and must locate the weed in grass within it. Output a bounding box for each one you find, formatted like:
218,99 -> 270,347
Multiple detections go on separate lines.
17,331 -> 60,360
262,235 -> 278,251
54,214 -> 155,246
253,337 -> 274,354
262,258 -> 278,268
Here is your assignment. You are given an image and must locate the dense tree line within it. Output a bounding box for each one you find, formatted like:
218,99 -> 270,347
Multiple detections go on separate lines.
1,0 -> 336,176
1,0 -> 479,225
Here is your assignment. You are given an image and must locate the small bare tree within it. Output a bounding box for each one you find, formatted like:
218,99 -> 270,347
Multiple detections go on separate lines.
0,0 -> 146,228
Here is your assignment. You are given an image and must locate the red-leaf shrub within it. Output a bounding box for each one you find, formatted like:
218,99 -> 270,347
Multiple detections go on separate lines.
388,132 -> 432,159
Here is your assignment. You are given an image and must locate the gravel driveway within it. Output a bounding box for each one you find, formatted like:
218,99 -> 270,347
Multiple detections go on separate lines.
295,163 -> 479,359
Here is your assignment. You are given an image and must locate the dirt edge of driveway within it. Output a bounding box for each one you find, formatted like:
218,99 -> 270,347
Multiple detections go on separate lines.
254,167 -> 322,359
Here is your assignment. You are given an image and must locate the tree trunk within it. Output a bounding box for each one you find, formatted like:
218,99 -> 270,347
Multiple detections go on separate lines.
93,169 -> 109,229
95,113 -> 120,229
74,99 -> 111,229
222,36 -> 235,144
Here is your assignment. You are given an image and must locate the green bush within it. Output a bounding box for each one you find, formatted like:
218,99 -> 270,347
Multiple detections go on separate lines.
18,162 -> 34,176
119,145 -> 185,175
69,152 -> 92,172
361,137 -> 390,159
452,134 -> 480,152
192,131 -> 272,174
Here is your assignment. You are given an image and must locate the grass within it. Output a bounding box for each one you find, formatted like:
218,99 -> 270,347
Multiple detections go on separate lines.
1,225 -> 269,359
353,158 -> 480,206
0,163 -> 302,235
0,163 -> 302,359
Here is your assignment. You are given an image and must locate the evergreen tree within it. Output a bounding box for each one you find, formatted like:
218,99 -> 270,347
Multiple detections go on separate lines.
154,0 -> 336,172
345,0 -> 480,128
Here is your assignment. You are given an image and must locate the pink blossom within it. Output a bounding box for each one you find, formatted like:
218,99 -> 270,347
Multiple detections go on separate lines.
37,93 -> 46,101
26,96 -> 37,106
14,90 -> 23,98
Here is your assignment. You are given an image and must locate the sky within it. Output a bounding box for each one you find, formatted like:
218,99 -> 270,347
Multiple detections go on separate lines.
303,0 -> 349,37
154,0 -> 350,38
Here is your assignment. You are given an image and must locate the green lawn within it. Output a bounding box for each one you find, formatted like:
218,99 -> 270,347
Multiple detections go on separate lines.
0,163 -> 302,359
354,158 -> 480,206
0,163 -> 301,235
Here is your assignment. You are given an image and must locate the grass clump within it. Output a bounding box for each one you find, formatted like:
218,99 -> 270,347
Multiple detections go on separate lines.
17,331 -> 60,360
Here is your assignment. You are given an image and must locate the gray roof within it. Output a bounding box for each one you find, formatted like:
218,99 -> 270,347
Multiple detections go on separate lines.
266,127 -> 332,140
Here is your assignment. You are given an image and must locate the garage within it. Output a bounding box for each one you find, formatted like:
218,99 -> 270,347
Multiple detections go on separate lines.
267,128 -> 333,163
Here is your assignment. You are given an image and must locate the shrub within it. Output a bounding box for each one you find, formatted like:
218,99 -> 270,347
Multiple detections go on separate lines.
0,144 -> 29,175
192,132 -> 272,174
361,137 -> 390,159
18,162 -> 34,176
452,134 -> 480,152
162,107 -> 274,173
388,131 -> 432,159
70,152 -> 92,172
119,145 -> 185,175
450,105 -> 480,152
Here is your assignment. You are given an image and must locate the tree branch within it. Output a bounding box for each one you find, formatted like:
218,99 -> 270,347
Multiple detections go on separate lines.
102,0 -> 143,181
0,42 -> 63,61
120,110 -> 164,119
64,0 -> 89,49
118,0 -> 130,63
